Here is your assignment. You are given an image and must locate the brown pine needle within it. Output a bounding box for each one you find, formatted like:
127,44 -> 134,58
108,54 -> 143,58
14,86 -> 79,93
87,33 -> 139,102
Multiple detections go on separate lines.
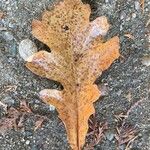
124,34 -> 135,40
140,0 -> 145,13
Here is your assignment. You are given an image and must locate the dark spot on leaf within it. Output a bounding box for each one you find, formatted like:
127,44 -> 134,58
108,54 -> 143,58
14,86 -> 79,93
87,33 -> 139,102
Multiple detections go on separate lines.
62,25 -> 69,31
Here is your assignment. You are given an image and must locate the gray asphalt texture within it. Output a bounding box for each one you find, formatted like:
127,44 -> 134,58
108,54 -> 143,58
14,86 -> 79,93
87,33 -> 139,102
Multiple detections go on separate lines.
0,0 -> 150,149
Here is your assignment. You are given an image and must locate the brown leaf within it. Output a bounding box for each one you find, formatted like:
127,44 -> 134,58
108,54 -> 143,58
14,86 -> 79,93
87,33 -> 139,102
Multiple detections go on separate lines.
25,0 -> 120,149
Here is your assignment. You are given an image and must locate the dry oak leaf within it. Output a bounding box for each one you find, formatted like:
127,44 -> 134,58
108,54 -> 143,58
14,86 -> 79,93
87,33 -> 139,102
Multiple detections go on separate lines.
25,0 -> 120,149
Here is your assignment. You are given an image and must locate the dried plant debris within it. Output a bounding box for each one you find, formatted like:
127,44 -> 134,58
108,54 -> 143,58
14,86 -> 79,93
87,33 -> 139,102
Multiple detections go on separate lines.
0,107 -> 20,135
19,100 -> 32,113
0,100 -> 46,135
4,85 -> 17,93
34,116 -> 46,131
25,0 -> 120,149
114,100 -> 143,149
85,115 -> 108,150
116,124 -> 138,150
0,85 -> 17,96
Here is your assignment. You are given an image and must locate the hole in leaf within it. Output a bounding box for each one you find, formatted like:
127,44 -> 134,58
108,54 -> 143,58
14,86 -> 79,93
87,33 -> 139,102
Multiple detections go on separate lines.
62,25 -> 69,31
34,38 -> 51,52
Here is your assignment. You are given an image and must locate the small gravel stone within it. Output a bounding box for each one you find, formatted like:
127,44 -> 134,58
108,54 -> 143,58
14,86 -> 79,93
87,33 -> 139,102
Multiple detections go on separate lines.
120,24 -> 123,31
21,138 -> 25,142
19,39 -> 38,61
135,1 -> 140,11
8,22 -> 16,29
105,132 -> 115,141
49,105 -> 55,111
9,41 -> 17,56
25,140 -> 30,145
3,31 -> 14,41
126,17 -> 130,21
132,13 -> 136,19
119,144 -> 126,150
138,142 -> 143,146
120,12 -> 125,20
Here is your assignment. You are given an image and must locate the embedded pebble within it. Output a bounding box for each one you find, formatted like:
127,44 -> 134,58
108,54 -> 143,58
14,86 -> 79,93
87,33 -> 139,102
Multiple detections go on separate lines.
19,39 -> 38,61
141,55 -> 150,67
